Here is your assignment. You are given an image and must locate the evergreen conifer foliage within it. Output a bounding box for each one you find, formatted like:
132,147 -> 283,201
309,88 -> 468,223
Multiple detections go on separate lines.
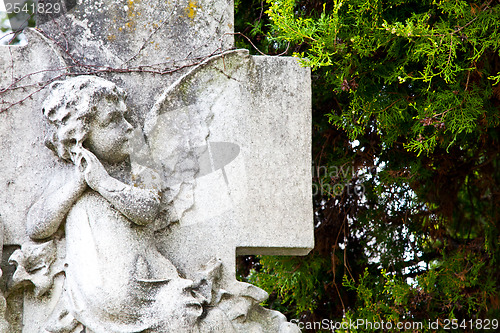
267,0 -> 500,154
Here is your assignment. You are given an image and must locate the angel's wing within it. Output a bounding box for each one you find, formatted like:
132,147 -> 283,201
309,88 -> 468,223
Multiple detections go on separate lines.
130,50 -> 251,227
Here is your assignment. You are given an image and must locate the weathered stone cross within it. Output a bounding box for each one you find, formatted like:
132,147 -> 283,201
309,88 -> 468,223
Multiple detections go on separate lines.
0,1 -> 313,331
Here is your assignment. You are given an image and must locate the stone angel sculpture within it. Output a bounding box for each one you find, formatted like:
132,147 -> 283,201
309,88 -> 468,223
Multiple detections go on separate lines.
15,76 -> 233,333
9,73 -> 299,333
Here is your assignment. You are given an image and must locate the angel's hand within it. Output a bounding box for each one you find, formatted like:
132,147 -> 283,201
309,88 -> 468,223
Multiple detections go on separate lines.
76,148 -> 111,192
72,150 -> 88,193
74,148 -> 159,225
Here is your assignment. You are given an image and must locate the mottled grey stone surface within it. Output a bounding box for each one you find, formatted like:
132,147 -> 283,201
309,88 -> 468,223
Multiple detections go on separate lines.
144,49 -> 313,282
0,1 -> 312,332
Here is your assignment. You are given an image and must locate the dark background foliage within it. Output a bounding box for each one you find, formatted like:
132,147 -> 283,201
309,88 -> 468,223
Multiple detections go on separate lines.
235,1 -> 500,331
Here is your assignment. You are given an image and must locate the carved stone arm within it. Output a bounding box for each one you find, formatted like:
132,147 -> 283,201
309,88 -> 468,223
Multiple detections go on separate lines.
27,173 -> 87,240
80,148 -> 161,225
94,177 -> 161,226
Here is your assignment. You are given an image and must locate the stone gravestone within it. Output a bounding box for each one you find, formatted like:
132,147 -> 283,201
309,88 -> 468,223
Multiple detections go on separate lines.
0,0 -> 313,332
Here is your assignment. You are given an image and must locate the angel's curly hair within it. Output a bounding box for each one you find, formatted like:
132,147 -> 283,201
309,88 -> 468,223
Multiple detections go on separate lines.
42,76 -> 126,163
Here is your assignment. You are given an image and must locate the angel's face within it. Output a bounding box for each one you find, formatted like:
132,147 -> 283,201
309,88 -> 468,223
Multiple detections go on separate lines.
84,94 -> 133,163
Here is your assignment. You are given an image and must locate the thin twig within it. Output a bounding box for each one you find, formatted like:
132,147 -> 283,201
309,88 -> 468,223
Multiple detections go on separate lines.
229,32 -> 290,56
